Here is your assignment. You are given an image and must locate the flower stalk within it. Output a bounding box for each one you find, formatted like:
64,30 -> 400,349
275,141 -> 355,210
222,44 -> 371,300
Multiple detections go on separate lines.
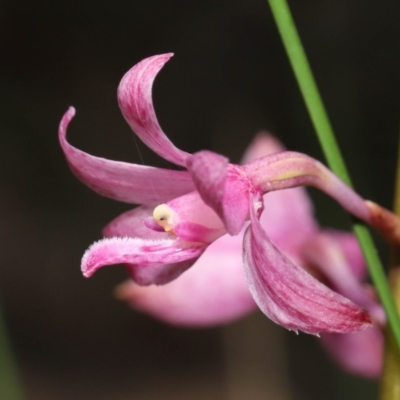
267,0 -> 400,351
380,132 -> 400,399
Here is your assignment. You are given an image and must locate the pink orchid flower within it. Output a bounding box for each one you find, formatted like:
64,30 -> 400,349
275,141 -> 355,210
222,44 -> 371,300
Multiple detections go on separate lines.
112,134 -> 384,378
108,132 -> 384,377
59,53 -> 393,337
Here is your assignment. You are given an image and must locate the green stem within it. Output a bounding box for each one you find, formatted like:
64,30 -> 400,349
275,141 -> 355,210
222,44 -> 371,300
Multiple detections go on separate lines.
0,303 -> 25,400
379,130 -> 400,400
267,0 -> 400,352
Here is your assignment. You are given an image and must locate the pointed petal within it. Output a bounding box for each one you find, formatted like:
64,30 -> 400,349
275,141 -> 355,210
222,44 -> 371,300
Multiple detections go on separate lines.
81,237 -> 206,285
321,328 -> 383,378
115,231 -> 257,326
243,204 -> 371,335
117,54 -> 190,166
59,107 -> 194,205
186,151 -> 251,235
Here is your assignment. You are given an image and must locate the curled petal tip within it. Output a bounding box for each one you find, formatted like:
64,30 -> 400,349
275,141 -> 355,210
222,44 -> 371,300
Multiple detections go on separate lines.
59,107 -> 76,137
65,106 -> 76,118
81,239 -> 106,278
68,105 -> 76,114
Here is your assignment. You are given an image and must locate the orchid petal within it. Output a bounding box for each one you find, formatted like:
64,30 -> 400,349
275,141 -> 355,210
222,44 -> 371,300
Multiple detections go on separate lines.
115,231 -> 257,326
243,203 -> 371,335
186,151 -> 250,235
117,54 -> 190,166
59,107 -> 194,205
81,237 -> 206,285
321,328 -> 383,378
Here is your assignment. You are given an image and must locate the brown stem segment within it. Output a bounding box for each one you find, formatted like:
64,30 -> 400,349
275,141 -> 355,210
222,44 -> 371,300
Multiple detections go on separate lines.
366,201 -> 400,248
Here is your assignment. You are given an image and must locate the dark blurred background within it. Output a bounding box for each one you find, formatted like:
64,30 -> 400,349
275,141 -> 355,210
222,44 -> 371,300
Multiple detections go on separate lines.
1,0 -> 400,399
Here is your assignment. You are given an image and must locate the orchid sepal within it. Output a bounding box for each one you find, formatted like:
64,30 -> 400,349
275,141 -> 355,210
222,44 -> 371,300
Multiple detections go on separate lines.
59,107 -> 194,205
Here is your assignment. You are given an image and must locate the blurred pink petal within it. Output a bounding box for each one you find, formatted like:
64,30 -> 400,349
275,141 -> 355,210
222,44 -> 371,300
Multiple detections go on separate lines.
115,231 -> 256,326
241,132 -> 285,163
302,231 -> 385,325
321,328 -> 383,378
323,231 -> 368,281
301,231 -> 384,377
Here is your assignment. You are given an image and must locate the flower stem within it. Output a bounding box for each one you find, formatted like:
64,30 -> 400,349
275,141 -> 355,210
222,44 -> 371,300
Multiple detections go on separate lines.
267,0 -> 400,352
379,132 -> 400,399
0,303 -> 25,400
